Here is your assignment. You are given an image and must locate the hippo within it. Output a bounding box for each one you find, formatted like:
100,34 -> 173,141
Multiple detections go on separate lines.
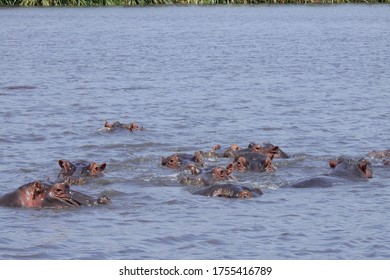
104,121 -> 143,132
282,157 -> 372,188
368,149 -> 390,165
161,152 -> 204,170
230,153 -> 276,173
221,144 -> 242,158
260,142 -> 289,158
58,159 -> 106,185
180,166 -> 235,187
193,183 -> 263,199
368,149 -> 390,159
198,144 -> 223,158
224,143 -> 279,159
0,181 -> 111,208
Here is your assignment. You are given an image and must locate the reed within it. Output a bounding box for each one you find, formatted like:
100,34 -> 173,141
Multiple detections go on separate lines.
0,0 -> 389,7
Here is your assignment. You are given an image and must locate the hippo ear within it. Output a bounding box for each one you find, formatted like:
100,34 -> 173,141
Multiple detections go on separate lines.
231,144 -> 240,151
265,157 -> 275,172
226,163 -> 234,175
329,160 -> 338,168
212,144 -> 221,151
358,160 -> 373,178
32,181 -> 45,200
248,142 -> 255,148
193,151 -> 203,163
269,146 -> 279,154
59,159 -> 71,170
100,163 -> 107,171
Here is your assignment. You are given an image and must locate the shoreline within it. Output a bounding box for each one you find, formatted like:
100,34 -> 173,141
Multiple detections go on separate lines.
1,0 -> 389,7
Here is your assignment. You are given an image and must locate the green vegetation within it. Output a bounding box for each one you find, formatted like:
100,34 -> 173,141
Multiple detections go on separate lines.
0,0 -> 389,6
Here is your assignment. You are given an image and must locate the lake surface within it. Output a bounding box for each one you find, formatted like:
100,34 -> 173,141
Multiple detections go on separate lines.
0,4 -> 389,260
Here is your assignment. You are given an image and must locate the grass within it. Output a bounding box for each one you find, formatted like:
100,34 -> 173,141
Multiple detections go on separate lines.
0,0 -> 389,7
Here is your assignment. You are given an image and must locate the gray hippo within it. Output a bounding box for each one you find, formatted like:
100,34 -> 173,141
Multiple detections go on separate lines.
161,152 -> 204,170
0,181 -> 111,208
224,143 -> 279,159
282,157 -> 372,188
259,142 -> 289,158
104,121 -> 143,132
193,183 -> 263,199
58,159 -> 107,185
180,166 -> 235,187
229,153 -> 276,173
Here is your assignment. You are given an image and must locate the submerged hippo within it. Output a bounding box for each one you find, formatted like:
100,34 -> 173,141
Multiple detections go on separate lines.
58,159 -> 106,185
194,183 -> 263,199
230,153 -> 276,173
180,166 -> 235,187
161,152 -> 204,170
224,143 -> 279,159
104,121 -> 143,132
368,149 -> 390,165
0,181 -> 111,208
368,149 -> 390,159
260,142 -> 289,159
198,144 -> 223,158
221,144 -> 242,158
282,157 -> 372,188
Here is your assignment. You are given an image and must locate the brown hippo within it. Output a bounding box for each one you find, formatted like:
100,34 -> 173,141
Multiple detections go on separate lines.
58,159 -> 107,185
161,152 -> 204,170
180,166 -> 235,187
104,121 -> 143,132
0,181 -> 111,208
193,183 -> 263,199
230,153 -> 276,173
282,157 -> 372,188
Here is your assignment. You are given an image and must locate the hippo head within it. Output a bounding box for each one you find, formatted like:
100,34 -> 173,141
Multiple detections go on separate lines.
41,182 -> 97,208
127,122 -> 143,132
58,159 -> 76,176
195,184 -> 263,199
184,163 -> 202,175
233,156 -> 249,172
249,143 -> 278,159
329,158 -> 373,180
193,151 -> 203,163
104,121 -> 113,129
233,156 -> 275,173
161,154 -> 181,169
87,162 -> 107,176
223,144 -> 241,157
237,189 -> 254,199
210,166 -> 230,181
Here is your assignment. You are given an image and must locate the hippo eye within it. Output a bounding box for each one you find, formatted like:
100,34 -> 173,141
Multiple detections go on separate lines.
55,188 -> 65,195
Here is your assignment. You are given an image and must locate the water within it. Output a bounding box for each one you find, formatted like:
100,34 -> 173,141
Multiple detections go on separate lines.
0,5 -> 389,260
